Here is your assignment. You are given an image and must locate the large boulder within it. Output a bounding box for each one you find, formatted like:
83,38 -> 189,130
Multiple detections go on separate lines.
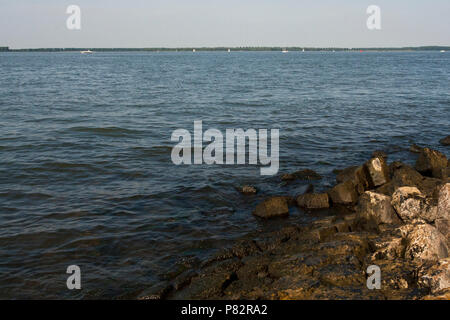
252,197 -> 289,218
391,187 -> 438,223
364,157 -> 390,188
404,223 -> 448,262
439,136 -> 450,146
327,180 -> 359,205
415,148 -> 448,179
296,193 -> 329,209
357,191 -> 401,225
335,165 -> 370,195
418,258 -> 450,294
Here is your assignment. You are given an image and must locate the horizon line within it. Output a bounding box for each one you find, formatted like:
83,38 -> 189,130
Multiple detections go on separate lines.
2,45 -> 450,52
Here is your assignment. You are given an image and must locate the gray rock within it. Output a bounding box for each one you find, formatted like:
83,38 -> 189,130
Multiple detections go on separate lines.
296,193 -> 330,209
364,157 -> 390,188
415,148 -> 448,179
357,191 -> 401,225
404,223 -> 448,262
252,197 -> 289,219
327,180 -> 359,205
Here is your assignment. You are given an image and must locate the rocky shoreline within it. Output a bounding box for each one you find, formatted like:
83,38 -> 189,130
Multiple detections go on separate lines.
142,137 -> 450,300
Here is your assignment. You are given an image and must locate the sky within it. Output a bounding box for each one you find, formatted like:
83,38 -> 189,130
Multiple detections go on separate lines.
0,0 -> 449,49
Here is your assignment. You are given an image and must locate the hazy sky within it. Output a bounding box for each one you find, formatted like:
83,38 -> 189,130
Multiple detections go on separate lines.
1,0 -> 449,49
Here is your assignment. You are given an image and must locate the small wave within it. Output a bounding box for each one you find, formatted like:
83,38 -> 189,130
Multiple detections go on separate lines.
67,126 -> 143,137
0,191 -> 52,200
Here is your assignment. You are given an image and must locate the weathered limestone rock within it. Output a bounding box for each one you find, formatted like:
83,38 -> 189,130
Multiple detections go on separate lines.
418,258 -> 450,294
240,185 -> 257,195
437,183 -> 450,220
439,136 -> 450,146
364,157 -> 390,188
371,237 -> 404,260
252,197 -> 289,218
357,191 -> 401,225
391,187 -> 437,222
404,223 -> 449,262
328,180 -> 359,205
296,193 -> 329,209
435,219 -> 450,245
415,148 -> 448,179
336,165 -> 370,194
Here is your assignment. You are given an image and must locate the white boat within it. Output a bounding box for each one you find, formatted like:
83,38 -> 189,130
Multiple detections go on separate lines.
80,50 -> 93,54
282,48 -> 288,53
228,49 -> 231,53
193,49 -> 196,52
302,49 -> 305,52
440,50 -> 446,53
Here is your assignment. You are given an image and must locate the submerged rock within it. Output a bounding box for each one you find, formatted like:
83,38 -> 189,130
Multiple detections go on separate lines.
404,223 -> 448,262
252,197 -> 289,219
296,193 -> 330,209
409,144 -> 423,154
439,136 -> 450,146
415,148 -> 448,179
240,185 -> 257,195
357,191 -> 400,225
328,180 -> 359,205
281,169 -> 322,181
364,156 -> 390,188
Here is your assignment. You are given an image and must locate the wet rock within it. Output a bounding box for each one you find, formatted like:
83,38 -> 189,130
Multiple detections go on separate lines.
415,148 -> 448,179
404,223 -> 449,262
364,156 -> 390,188
328,180 -> 359,205
336,165 -> 370,194
296,193 -> 330,209
391,187 -> 437,223
252,197 -> 289,219
418,258 -> 450,294
357,191 -> 401,225
409,144 -> 423,154
372,150 -> 388,160
281,169 -> 322,181
439,136 -> 450,146
240,185 -> 257,195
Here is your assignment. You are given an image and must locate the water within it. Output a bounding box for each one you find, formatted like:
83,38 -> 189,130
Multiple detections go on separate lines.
0,51 -> 448,299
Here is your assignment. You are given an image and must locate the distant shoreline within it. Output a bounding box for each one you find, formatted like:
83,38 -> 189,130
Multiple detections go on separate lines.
1,46 -> 449,53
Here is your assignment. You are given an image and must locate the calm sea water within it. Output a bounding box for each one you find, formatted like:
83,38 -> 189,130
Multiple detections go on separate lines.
0,51 -> 449,299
